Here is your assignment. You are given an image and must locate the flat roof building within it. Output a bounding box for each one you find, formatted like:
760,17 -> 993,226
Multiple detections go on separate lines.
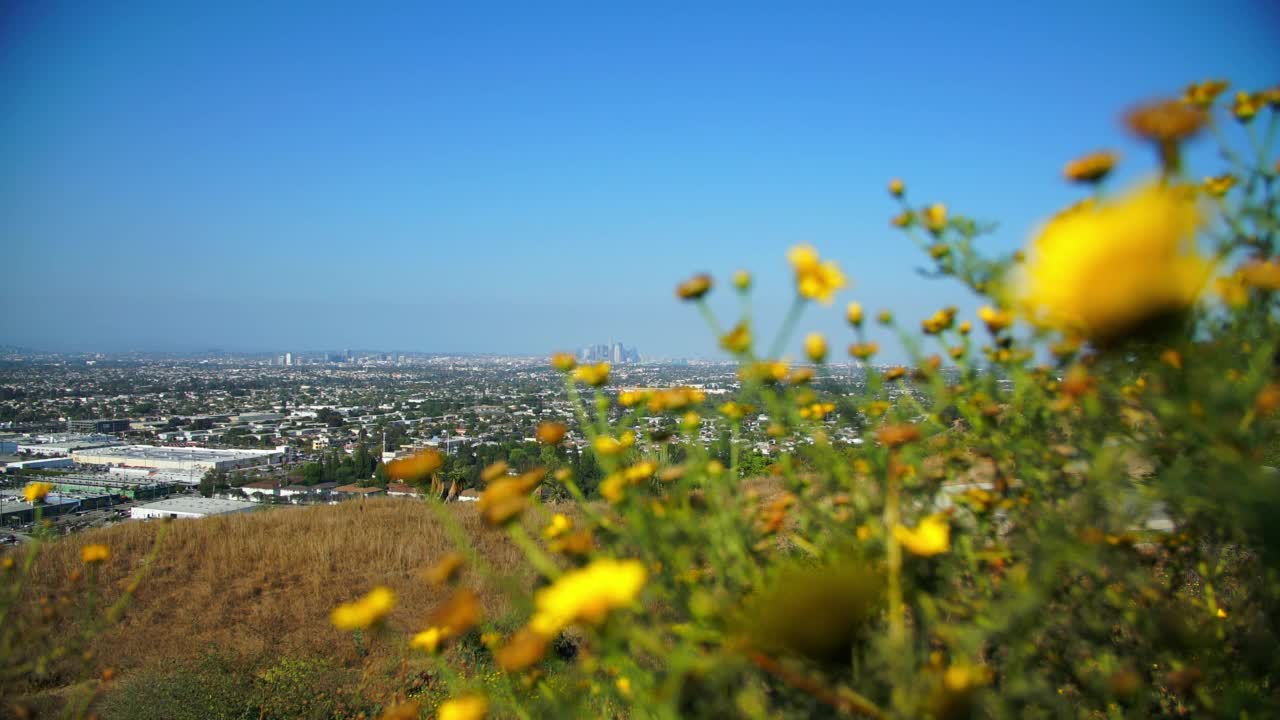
72,445 -> 284,473
130,497 -> 257,520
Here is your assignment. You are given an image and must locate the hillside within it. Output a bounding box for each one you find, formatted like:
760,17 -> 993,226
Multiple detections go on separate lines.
11,499 -> 542,716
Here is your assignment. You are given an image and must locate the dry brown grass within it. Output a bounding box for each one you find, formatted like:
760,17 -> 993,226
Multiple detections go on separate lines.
21,499 -> 545,680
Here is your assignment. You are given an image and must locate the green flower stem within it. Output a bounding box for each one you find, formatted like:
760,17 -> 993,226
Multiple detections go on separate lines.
884,453 -> 905,649
768,295 -> 806,360
506,522 -> 562,581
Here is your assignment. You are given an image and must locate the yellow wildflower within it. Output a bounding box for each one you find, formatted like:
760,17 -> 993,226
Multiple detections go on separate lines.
550,352 -> 577,372
1239,260 -> 1280,291
600,473 -> 627,504
593,431 -> 635,457
891,210 -> 915,228
1217,273 -> 1249,308
529,559 -> 646,636
478,468 -> 545,525
572,362 -> 610,386
81,544 -> 110,564
876,423 -> 920,447
411,627 -> 443,653
732,269 -> 752,291
1202,173 -> 1236,198
719,401 -> 751,421
438,694 -> 488,720
387,449 -> 443,483
1160,349 -> 1183,369
1063,150 -> 1117,184
535,421 -> 567,445
846,301 -> 864,327
543,513 -> 572,540
894,515 -> 951,556
1216,607 -> 1228,619
877,309 -> 893,325
1182,79 -> 1229,108
1125,99 -> 1206,143
676,273 -> 713,301
787,244 -> 847,304
1232,91 -> 1261,123
647,386 -> 705,413
330,586 -> 396,630
496,628 -> 548,672
720,322 -> 752,354
1016,181 -> 1210,344
423,552 -> 465,586
978,305 -> 1012,334
786,366 -> 815,384
888,178 -> 905,197
848,342 -> 879,360
958,320 -> 972,335
923,203 -> 947,234
23,482 -> 54,503
921,306 -> 957,334
804,332 -> 828,363
883,366 -> 907,381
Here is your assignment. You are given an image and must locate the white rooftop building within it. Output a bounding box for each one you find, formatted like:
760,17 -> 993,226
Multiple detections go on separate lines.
72,445 -> 284,473
130,497 -> 257,520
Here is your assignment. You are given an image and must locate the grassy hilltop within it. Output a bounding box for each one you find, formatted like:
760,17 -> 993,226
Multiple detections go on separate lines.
13,500 -> 538,719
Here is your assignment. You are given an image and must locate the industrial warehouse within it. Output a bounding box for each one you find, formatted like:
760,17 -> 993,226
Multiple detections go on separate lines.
70,445 -> 285,473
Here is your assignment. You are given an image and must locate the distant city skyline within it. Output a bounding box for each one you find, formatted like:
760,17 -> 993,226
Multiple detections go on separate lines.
2,2 -> 1277,363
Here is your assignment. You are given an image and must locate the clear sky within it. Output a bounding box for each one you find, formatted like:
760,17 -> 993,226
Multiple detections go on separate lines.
2,1 -> 1277,360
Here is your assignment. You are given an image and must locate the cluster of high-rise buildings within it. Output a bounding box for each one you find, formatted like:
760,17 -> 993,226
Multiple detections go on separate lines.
578,341 -> 640,364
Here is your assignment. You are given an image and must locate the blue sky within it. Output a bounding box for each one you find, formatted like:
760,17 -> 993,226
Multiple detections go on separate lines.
2,1 -> 1277,359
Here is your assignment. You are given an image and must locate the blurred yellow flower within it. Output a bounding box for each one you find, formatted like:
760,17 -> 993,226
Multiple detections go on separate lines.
848,342 -> 879,360
921,306 -> 957,334
894,515 -> 951,556
846,301 -> 864,327
720,322 -> 753,354
888,178 -> 905,197
676,273 -> 713,301
529,558 -> 646,636
387,449 -> 443,483
1063,150 -> 1117,184
496,628 -> 548,671
787,244 -> 847,304
732,269 -> 752,291
891,210 -> 915,228
424,552 -> 465,586
535,421 -> 567,445
719,401 -> 752,421
804,333 -> 828,363
411,627 -> 443,653
438,694 -> 488,720
478,469 -> 545,525
331,586 -> 396,630
877,309 -> 894,325
1182,79 -> 1229,108
572,362 -> 610,386
647,386 -> 705,413
1017,181 -> 1210,343
883,366 -> 907,381
593,431 -> 635,457
1217,273 -> 1249,308
23,482 -> 54,503
543,513 -> 572,540
923,204 -> 947,234
1239,260 -> 1280,291
1125,99 -> 1206,144
1202,173 -> 1237,198
978,305 -> 1012,334
81,544 -> 110,564
1232,91 -> 1261,122
958,320 -> 972,335
550,352 -> 577,372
